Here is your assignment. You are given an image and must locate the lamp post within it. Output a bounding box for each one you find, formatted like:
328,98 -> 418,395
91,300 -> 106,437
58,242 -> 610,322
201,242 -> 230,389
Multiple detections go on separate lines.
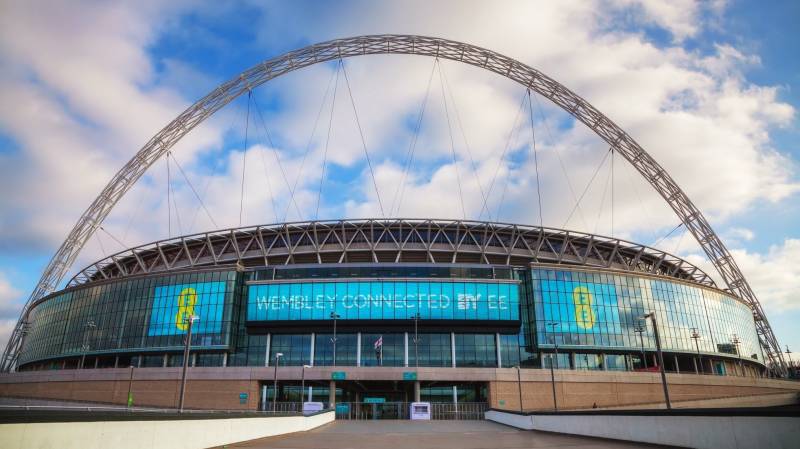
79,320 -> 96,369
330,312 -> 340,367
634,323 -> 647,369
412,312 -> 420,369
515,365 -> 523,411
690,328 -> 702,374
272,352 -> 284,412
546,321 -> 560,412
731,334 -> 742,376
640,313 -> 671,409
178,315 -> 198,412
301,364 -> 312,406
786,346 -> 793,368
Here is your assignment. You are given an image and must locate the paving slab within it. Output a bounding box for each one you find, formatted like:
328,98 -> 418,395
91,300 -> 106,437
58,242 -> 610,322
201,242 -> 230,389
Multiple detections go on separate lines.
217,420 -> 670,449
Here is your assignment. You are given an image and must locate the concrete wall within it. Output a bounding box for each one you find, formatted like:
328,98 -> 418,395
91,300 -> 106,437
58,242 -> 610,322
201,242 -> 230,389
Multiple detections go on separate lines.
488,369 -> 800,410
486,410 -> 800,449
0,410 -> 334,449
2,366 -> 799,411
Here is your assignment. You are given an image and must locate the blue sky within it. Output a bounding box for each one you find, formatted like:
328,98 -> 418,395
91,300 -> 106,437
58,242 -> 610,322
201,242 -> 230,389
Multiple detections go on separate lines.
0,0 -> 798,359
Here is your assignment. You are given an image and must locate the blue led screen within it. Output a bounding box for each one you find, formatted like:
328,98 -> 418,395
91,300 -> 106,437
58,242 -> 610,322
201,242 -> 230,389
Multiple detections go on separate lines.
539,279 -> 621,334
247,280 -> 520,321
148,282 -> 226,336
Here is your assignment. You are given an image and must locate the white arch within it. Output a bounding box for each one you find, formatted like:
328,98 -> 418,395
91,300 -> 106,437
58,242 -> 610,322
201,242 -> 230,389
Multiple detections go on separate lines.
1,35 -> 785,373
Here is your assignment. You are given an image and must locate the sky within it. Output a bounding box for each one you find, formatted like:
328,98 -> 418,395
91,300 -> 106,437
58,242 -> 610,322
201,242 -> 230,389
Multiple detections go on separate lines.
0,0 -> 798,360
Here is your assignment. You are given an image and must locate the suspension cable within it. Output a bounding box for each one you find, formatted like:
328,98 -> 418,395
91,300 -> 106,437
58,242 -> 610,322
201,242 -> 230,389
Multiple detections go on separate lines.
239,91 -> 252,227
562,148 -> 612,229
283,60 -> 340,222
438,61 -> 491,218
478,91 -> 527,221
250,95 -> 304,220
392,58 -> 438,216
99,225 -> 128,250
437,59 -> 466,219
169,167 -> 184,236
495,98 -> 527,222
527,89 -> 544,227
340,60 -> 386,218
530,91 -> 588,229
316,60 -> 342,219
611,147 -> 614,236
168,152 -> 219,229
652,222 -> 684,249
166,153 -> 172,238
593,156 -> 613,235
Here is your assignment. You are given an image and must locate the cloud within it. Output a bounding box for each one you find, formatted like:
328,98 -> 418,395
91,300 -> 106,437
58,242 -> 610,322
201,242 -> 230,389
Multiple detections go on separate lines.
0,272 -> 24,354
683,239 -> 800,312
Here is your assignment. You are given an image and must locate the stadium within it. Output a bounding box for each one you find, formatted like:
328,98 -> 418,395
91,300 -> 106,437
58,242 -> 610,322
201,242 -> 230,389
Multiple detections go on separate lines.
1,35 -> 798,416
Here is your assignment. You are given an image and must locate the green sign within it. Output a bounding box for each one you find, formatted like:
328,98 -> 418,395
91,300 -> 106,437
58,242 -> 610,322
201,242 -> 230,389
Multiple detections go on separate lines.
336,403 -> 350,414
402,371 -> 417,381
239,392 -> 248,404
331,371 -> 346,380
499,400 -> 506,406
364,397 -> 385,404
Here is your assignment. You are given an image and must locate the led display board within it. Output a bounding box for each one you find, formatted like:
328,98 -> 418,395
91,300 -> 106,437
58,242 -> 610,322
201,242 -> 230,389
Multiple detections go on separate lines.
247,280 -> 519,321
148,282 -> 225,336
539,279 -> 621,334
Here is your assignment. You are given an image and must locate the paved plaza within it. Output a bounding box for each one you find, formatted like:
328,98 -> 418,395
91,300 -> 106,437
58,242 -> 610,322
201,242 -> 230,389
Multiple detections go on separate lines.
219,420 -> 667,449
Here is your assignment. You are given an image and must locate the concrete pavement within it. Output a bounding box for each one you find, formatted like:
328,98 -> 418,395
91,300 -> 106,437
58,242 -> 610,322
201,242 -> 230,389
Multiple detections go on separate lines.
217,420 -> 668,449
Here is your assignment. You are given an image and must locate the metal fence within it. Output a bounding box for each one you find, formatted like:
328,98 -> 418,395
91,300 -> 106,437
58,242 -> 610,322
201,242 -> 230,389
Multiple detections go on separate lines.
333,402 -> 487,420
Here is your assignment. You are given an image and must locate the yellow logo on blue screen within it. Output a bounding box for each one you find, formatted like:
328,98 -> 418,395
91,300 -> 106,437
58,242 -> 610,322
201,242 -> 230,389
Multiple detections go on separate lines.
572,286 -> 596,329
175,287 -> 197,331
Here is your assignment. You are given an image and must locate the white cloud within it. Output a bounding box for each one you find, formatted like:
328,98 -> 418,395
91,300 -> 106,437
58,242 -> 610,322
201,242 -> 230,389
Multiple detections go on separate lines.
0,272 -> 24,354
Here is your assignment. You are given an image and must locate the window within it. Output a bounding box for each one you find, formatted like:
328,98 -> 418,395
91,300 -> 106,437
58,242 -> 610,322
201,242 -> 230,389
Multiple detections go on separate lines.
454,334 -> 496,367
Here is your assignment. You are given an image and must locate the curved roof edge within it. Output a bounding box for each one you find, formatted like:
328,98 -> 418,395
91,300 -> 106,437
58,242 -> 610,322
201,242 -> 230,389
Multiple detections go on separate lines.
68,219 -> 716,289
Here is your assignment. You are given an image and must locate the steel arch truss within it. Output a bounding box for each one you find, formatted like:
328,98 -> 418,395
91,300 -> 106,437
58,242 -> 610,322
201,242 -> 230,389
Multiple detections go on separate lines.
1,35 -> 785,373
65,219 -> 714,288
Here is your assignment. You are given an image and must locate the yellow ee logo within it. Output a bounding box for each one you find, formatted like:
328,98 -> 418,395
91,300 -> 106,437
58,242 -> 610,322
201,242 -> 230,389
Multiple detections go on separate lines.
572,286 -> 596,330
175,287 -> 197,331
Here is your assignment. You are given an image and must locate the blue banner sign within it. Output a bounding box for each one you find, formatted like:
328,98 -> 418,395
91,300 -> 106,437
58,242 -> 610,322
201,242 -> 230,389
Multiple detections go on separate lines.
539,279 -> 621,334
247,280 -> 519,321
148,282 -> 225,336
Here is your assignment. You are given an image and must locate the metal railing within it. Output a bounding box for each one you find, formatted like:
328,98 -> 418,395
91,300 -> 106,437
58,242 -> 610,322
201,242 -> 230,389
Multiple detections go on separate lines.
333,402 -> 487,420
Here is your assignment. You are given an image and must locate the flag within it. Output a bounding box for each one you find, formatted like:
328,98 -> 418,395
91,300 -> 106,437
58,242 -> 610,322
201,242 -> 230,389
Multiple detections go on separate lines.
374,336 -> 383,366
374,336 -> 383,350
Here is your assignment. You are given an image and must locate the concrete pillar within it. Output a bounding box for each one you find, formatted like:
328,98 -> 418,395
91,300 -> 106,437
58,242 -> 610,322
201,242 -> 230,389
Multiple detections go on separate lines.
495,333 -> 502,368
404,332 -> 409,367
265,333 -> 271,367
414,381 -> 421,402
674,355 -> 680,374
451,332 -> 457,368
693,356 -> 698,374
329,380 -> 336,406
356,333 -> 361,367
309,332 -> 315,366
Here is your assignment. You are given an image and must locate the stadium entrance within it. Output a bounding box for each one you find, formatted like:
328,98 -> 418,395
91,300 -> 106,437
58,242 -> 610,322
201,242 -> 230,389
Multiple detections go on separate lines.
260,380 -> 488,419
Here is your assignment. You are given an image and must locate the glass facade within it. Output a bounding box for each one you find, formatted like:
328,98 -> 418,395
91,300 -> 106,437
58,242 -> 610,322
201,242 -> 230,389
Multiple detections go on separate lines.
20,270 -> 236,365
18,263 -> 763,374
531,268 -> 762,362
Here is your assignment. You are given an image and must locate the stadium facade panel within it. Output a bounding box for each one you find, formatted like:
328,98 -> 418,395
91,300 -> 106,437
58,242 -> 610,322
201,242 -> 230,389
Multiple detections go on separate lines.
18,220 -> 763,380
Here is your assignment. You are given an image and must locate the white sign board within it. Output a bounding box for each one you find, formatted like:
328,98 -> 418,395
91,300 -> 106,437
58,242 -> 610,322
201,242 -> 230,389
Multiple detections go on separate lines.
303,401 -> 324,414
410,402 -> 431,420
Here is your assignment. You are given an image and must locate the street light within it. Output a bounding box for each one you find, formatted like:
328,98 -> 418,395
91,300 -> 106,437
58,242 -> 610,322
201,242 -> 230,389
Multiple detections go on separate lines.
301,364 -> 312,406
633,323 -> 647,369
690,328 -> 702,375
412,312 -> 421,369
272,352 -> 284,412
515,365 -> 523,411
330,312 -> 340,367
178,314 -> 198,412
731,334 -> 742,376
786,346 -> 793,368
80,320 -> 96,369
545,321 -> 560,412
640,313 -> 671,409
